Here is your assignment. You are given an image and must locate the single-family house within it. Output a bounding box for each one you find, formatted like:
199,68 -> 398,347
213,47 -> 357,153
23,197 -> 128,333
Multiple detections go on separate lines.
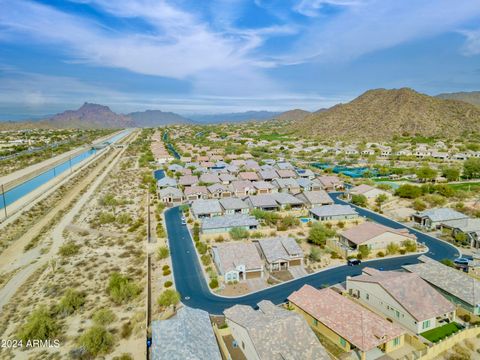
191,199 -> 223,218
339,222 -> 416,252
212,242 -> 264,281
295,168 -> 315,179
309,204 -> 358,221
271,192 -> 304,209
347,184 -> 390,200
157,176 -> 178,189
245,195 -> 280,211
272,178 -> 301,194
231,180 -> 256,197
207,183 -> 232,198
346,268 -> 456,334
245,159 -> 261,171
184,186 -> 209,201
167,164 -> 184,172
317,175 -> 344,191
412,208 -> 469,230
257,237 -> 304,271
259,169 -> 279,181
296,178 -> 322,192
404,255 -> 480,315
219,173 -> 237,184
288,286 -> 406,360
158,187 -> 184,205
179,175 -> 199,187
224,300 -> 330,360
199,173 -> 221,184
219,197 -> 250,215
239,171 -> 260,181
276,162 -> 294,170
151,306 -> 222,360
276,169 -> 297,179
295,190 -> 333,208
201,215 -> 259,234
252,181 -> 277,194
441,218 -> 480,247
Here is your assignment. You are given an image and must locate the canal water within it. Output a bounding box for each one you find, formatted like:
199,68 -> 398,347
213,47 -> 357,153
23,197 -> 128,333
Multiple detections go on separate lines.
1,130 -> 131,210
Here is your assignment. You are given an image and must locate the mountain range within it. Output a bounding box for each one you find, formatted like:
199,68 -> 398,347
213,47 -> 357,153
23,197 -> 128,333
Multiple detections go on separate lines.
289,88 -> 480,140
436,91 -> 480,106
188,111 -> 280,123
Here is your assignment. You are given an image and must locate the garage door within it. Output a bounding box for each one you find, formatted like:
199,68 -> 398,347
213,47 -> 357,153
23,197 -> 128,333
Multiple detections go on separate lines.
246,271 -> 262,279
289,259 -> 302,266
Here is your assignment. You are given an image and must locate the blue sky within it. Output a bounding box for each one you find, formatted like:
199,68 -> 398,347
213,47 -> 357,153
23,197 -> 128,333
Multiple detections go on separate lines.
1,0 -> 480,119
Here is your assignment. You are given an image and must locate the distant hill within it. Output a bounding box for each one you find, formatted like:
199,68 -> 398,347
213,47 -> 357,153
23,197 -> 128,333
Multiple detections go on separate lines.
272,109 -> 311,122
436,91 -> 480,106
127,110 -> 193,127
47,102 -> 132,128
290,88 -> 480,140
189,111 -> 280,123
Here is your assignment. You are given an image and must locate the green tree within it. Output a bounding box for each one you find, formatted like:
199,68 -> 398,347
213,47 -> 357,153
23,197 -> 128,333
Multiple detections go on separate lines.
157,289 -> 180,308
413,198 -> 427,211
308,223 -> 336,247
358,245 -> 370,259
415,166 -> 437,182
375,194 -> 388,210
107,272 -> 141,304
386,242 -> 400,255
79,326 -> 114,356
351,194 -> 367,207
395,184 -> 422,199
402,240 -> 417,252
56,289 -> 85,316
442,167 -> 460,182
17,306 -> 59,342
464,158 -> 480,179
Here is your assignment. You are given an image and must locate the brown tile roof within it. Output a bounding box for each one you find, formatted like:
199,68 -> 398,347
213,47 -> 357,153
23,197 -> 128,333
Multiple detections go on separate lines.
340,222 -> 416,245
349,268 -> 455,321
288,286 -> 405,352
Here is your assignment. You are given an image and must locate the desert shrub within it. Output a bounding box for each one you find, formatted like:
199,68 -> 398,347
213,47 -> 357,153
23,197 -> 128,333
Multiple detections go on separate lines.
377,251 -> 385,257
164,281 -> 173,288
113,354 -> 133,360
59,242 -> 80,257
157,246 -> 169,260
330,251 -> 341,259
351,194 -> 367,207
17,306 -> 59,342
79,326 -> 114,356
358,245 -> 370,259
193,223 -> 200,242
201,254 -> 212,266
116,213 -> 132,225
120,322 -> 132,339
98,212 -> 116,224
209,278 -> 219,289
215,235 -> 225,242
157,289 -> 180,307
162,265 -> 170,271
56,289 -> 85,316
196,242 -> 208,255
402,240 -> 417,252
92,309 -> 117,325
395,184 -> 422,199
229,227 -> 249,240
162,269 -> 171,276
277,215 -> 300,231
309,247 -> 321,262
399,249 -> 406,254
413,198 -> 427,211
386,243 -> 400,255
107,272 -> 141,304
337,221 -> 345,229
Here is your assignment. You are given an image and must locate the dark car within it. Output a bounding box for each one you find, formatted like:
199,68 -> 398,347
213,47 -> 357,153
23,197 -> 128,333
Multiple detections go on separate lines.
347,259 -> 361,266
454,257 -> 470,266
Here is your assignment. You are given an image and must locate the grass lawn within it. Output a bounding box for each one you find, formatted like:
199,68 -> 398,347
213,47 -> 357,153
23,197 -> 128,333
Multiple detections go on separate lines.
420,322 -> 462,343
447,182 -> 480,192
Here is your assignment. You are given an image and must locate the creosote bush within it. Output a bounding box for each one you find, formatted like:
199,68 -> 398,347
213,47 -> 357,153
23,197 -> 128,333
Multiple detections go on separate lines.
107,272 -> 141,304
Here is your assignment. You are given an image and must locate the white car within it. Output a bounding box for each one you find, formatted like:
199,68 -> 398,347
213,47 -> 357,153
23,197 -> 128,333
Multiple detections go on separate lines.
181,216 -> 186,225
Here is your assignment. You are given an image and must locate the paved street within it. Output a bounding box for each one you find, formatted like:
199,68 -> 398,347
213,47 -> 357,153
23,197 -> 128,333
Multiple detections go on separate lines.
165,193 -> 459,314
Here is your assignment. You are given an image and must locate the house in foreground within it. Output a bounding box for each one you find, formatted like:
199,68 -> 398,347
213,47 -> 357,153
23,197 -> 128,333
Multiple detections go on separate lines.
403,255 -> 480,315
346,268 -> 456,334
309,204 -> 358,221
339,222 -> 416,253
256,237 -> 304,271
191,199 -> 223,218
288,285 -> 405,360
224,300 -> 330,360
212,242 -> 264,282
151,306 -> 221,360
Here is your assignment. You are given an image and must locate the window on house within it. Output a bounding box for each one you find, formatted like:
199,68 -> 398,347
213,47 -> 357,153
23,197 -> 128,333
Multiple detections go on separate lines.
395,310 -> 400,318
365,293 -> 369,300
422,320 -> 431,329
313,319 -> 318,326
339,337 -> 347,347
242,341 -> 245,350
393,337 -> 400,346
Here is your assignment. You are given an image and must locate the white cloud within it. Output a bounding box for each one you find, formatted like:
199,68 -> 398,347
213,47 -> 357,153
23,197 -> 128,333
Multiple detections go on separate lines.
460,29 -> 480,56
294,0 -> 363,17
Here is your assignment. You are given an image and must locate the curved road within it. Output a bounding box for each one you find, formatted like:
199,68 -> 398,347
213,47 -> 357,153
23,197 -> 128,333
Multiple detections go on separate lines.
165,193 -> 459,314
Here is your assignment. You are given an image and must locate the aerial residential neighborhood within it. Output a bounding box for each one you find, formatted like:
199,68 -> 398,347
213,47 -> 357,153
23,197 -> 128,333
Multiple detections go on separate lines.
2,1 -> 480,360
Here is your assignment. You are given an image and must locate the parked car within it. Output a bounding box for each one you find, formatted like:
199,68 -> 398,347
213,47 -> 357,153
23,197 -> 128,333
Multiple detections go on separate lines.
347,259 -> 361,266
181,216 -> 186,225
454,257 -> 470,266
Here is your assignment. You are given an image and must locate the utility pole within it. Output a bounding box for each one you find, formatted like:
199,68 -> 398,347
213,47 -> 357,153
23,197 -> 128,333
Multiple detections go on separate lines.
1,184 -> 7,219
